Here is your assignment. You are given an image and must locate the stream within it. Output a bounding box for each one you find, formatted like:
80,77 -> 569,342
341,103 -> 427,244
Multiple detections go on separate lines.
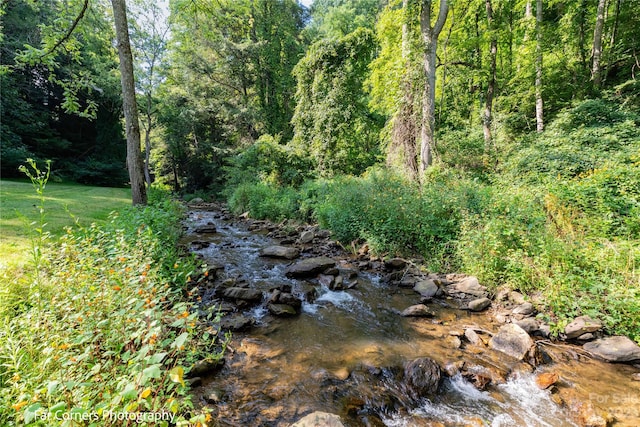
181,207 -> 640,427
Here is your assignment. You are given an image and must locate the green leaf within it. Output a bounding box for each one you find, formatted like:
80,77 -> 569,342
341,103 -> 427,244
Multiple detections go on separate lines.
169,366 -> 185,386
172,332 -> 189,349
142,364 -> 162,380
47,380 -> 60,396
146,352 -> 168,365
50,401 -> 67,417
120,383 -> 138,401
24,403 -> 43,424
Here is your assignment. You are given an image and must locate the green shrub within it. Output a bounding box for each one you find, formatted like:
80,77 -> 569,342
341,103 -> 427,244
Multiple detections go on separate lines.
504,99 -> 640,180
227,182 -> 300,221
313,167 -> 487,269
225,134 -> 314,189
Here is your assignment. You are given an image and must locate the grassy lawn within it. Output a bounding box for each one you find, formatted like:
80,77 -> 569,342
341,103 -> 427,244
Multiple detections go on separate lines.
0,180 -> 131,270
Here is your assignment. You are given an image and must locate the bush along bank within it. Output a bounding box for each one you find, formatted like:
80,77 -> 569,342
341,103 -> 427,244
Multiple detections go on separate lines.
0,183 -> 227,426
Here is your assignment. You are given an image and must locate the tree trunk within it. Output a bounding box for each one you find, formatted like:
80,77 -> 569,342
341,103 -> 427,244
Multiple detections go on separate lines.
419,0 -> 448,175
535,0 -> 544,133
389,0 -> 419,181
111,0 -> 147,205
591,0 -> 607,87
483,0 -> 497,161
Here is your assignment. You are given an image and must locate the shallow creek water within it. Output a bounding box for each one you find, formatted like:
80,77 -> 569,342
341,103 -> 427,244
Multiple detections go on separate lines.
182,208 -> 640,427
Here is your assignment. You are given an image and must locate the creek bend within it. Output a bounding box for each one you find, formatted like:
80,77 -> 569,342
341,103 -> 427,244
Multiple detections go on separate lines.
181,206 -> 640,427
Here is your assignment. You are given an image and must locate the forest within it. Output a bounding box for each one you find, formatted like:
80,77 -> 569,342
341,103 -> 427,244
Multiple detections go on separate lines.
1,0 -> 639,425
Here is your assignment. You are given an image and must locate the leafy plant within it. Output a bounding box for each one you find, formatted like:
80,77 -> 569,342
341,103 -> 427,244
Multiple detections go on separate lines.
0,176 -> 226,426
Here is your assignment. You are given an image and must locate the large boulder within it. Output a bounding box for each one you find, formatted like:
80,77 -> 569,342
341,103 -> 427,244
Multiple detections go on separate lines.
468,297 -> 491,312
489,323 -> 535,361
285,256 -> 336,278
401,304 -> 435,317
268,303 -> 298,317
565,316 -> 603,339
583,336 -> 640,362
259,245 -> 300,260
219,314 -> 254,331
290,412 -> 344,427
222,287 -> 263,302
413,279 -> 439,299
299,230 -> 315,244
403,357 -> 442,399
452,276 -> 487,298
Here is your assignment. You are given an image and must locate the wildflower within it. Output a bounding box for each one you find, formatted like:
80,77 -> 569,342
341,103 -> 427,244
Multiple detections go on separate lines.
12,401 -> 28,411
113,285 -> 121,291
140,388 -> 151,399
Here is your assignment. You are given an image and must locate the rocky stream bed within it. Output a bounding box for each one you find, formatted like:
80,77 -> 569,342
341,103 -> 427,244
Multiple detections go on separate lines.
180,203 -> 640,427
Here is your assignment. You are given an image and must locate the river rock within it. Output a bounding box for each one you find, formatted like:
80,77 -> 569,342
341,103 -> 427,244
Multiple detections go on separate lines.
299,230 -> 315,244
219,314 -> 254,331
452,276 -> 487,298
384,258 -> 407,269
188,197 -> 204,204
565,316 -> 603,339
583,336 -> 640,362
286,256 -> 336,278
512,302 -> 535,317
413,279 -> 439,299
401,304 -> 435,317
188,358 -> 224,378
268,303 -> 298,317
297,283 -> 318,302
318,274 -> 335,288
259,245 -> 300,260
222,287 -> 263,302
535,372 -> 559,389
489,324 -> 535,361
509,291 -> 526,305
290,412 -> 345,427
403,357 -> 442,398
194,224 -> 217,233
515,318 -> 540,334
468,297 -> 491,312
465,329 -> 484,346
331,276 -> 345,290
277,292 -> 302,309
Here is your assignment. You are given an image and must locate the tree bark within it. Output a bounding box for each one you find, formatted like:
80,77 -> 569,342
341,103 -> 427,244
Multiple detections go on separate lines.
419,0 -> 448,175
535,0 -> 544,132
483,0 -> 497,161
591,0 -> 607,87
111,0 -> 147,205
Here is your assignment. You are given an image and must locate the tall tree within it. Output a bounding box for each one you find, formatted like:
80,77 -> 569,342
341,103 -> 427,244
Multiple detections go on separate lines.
535,0 -> 544,132
482,0 -> 497,159
130,0 -> 170,187
419,0 -> 449,173
591,0 -> 607,87
111,0 -> 147,205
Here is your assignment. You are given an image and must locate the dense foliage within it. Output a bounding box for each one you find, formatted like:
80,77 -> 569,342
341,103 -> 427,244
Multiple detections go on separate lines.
0,167 -> 225,425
